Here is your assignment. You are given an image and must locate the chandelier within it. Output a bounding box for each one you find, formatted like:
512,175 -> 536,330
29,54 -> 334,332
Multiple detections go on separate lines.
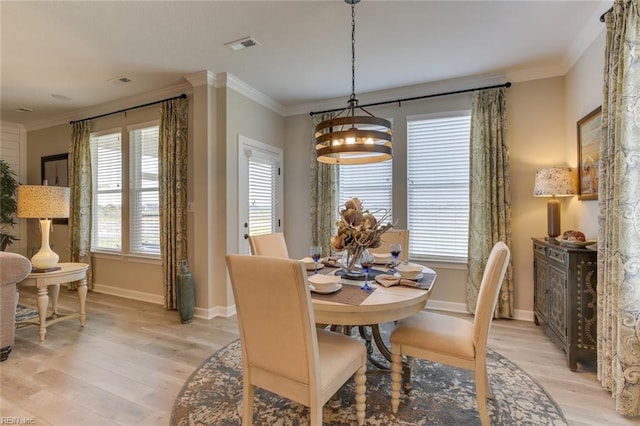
314,0 -> 392,165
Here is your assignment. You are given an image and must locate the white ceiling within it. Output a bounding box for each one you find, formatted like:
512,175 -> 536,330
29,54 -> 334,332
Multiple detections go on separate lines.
1,0 -> 610,128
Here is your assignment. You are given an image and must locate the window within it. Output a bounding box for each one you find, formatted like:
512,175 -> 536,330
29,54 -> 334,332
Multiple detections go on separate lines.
248,156 -> 279,236
338,161 -> 393,221
407,111 -> 471,263
129,125 -> 160,254
90,122 -> 160,256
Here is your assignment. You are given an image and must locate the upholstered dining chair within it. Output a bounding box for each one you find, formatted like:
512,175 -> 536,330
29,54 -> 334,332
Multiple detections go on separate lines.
248,232 -> 289,258
369,229 -> 410,261
225,254 -> 367,426
389,241 -> 510,426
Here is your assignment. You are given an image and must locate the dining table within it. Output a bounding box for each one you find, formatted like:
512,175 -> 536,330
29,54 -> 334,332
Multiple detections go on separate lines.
308,261 -> 437,387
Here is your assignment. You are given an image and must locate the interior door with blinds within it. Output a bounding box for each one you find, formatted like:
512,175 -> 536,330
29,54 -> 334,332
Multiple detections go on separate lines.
238,135 -> 283,254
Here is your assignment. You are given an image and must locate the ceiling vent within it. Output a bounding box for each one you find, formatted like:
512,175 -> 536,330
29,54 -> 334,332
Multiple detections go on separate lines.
110,76 -> 132,84
224,36 -> 260,51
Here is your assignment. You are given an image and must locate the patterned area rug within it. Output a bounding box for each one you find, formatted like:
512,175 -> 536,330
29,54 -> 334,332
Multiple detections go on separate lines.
15,304 -> 39,322
171,326 -> 567,426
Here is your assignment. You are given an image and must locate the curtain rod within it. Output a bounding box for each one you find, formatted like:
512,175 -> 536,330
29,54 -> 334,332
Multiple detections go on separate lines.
309,82 -> 511,116
600,6 -> 612,22
69,93 -> 187,124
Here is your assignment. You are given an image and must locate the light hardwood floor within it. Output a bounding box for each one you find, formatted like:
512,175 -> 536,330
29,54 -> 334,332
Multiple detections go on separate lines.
1,288 -> 637,425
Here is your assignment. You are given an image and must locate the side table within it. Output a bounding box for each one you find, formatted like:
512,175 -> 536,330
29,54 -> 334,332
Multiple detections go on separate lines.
17,263 -> 89,342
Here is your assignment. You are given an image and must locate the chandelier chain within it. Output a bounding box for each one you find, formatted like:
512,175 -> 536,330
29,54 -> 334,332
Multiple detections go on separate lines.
350,1 -> 356,103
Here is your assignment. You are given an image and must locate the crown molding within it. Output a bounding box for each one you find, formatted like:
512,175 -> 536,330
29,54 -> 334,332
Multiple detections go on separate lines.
184,70 -> 217,88
24,82 -> 193,132
220,73 -> 285,116
0,121 -> 26,131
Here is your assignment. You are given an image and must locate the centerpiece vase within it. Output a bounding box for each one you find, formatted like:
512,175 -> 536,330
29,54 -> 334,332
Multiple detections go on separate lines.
341,246 -> 366,280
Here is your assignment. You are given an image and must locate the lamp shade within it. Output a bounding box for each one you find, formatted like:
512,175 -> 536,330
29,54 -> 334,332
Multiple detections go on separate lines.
17,185 -> 70,218
533,167 -> 576,197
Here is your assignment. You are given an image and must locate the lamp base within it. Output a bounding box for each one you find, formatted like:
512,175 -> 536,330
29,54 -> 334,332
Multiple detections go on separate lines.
547,197 -> 561,239
31,219 -> 59,270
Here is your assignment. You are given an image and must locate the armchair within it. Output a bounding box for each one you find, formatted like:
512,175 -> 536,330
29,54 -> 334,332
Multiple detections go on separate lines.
0,252 -> 32,361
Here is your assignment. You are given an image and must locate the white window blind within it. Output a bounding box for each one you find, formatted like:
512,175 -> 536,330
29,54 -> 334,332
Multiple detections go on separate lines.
129,125 -> 160,255
338,160 -> 393,221
91,132 -> 122,251
407,111 -> 471,262
248,157 -> 278,236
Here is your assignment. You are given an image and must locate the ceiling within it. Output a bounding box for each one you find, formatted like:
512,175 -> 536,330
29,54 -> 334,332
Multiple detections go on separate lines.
1,1 -> 610,129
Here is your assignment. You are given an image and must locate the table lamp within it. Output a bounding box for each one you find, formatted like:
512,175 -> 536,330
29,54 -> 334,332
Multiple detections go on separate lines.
533,167 -> 576,240
17,184 -> 70,270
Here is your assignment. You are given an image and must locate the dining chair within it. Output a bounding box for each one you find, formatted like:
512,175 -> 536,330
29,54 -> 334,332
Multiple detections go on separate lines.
225,254 -> 367,426
248,232 -> 290,258
369,229 -> 409,261
389,241 -> 510,426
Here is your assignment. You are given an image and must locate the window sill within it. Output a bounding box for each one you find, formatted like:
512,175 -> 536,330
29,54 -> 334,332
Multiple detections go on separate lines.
91,251 -> 161,265
408,258 -> 468,271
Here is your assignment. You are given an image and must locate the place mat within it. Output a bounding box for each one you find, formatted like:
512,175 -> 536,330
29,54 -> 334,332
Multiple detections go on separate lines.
311,283 -> 375,306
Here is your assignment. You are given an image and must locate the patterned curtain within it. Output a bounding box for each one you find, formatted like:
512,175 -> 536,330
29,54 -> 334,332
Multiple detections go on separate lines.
68,120 -> 93,290
310,113 -> 338,256
159,97 -> 189,310
467,88 -> 513,317
598,0 -> 640,416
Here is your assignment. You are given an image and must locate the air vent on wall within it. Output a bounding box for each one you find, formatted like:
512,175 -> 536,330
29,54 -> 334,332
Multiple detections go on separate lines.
224,36 -> 260,51
109,76 -> 132,84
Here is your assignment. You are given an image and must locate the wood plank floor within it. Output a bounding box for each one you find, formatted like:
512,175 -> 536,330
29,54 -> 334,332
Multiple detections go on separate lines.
1,288 -> 637,425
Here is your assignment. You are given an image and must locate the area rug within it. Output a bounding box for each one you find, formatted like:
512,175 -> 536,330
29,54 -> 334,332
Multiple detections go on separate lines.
171,331 -> 567,425
15,304 -> 39,322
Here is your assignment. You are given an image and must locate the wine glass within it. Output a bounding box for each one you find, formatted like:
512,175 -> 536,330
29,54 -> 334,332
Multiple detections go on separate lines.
310,245 -> 322,275
360,250 -> 374,291
389,243 -> 402,273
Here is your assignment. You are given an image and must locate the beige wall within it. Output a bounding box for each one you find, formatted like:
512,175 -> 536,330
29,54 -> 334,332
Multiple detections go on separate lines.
283,41 -> 604,318
25,123 -> 72,262
565,31 -> 605,237
22,24 -> 604,318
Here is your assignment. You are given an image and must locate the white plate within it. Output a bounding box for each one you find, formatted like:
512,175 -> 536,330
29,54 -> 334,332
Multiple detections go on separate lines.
310,283 -> 342,294
555,238 -> 596,248
393,272 -> 423,281
372,253 -> 392,264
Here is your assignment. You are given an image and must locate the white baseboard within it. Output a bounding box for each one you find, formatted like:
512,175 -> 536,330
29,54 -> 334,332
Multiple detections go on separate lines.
89,286 -> 534,322
92,283 -> 237,320
195,304 -> 237,320
426,299 -> 534,322
92,283 -> 164,305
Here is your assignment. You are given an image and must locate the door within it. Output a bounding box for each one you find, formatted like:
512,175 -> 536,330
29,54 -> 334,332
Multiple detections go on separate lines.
238,135 -> 283,254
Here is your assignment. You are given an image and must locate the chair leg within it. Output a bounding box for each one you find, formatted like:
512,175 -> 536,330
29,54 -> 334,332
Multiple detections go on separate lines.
354,354 -> 367,426
242,381 -> 254,426
475,362 -> 490,426
390,345 -> 402,414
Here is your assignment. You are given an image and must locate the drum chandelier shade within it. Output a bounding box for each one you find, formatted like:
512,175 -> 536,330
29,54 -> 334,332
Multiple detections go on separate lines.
314,0 -> 392,165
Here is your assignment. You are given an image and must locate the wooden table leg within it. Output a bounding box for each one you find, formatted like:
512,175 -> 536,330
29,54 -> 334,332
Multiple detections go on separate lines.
49,284 -> 60,319
36,286 -> 49,342
77,277 -> 87,326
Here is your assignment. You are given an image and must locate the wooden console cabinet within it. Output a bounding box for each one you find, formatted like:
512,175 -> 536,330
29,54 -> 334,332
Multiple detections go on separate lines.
532,238 -> 597,371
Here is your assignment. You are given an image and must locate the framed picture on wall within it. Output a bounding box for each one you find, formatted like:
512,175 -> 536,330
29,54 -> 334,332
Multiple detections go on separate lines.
577,106 -> 602,200
41,153 -> 69,224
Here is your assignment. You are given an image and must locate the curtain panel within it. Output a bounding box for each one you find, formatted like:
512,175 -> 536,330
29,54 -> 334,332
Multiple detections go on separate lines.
310,113 -> 338,256
159,97 -> 189,310
69,120 -> 93,290
467,87 -> 514,318
598,0 -> 640,416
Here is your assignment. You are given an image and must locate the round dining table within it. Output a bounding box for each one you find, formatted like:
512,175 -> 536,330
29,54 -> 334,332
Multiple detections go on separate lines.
310,264 -> 436,382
